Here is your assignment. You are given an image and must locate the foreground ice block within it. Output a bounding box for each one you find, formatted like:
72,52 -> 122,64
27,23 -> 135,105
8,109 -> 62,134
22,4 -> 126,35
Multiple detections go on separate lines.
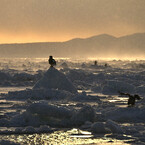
33,67 -> 77,94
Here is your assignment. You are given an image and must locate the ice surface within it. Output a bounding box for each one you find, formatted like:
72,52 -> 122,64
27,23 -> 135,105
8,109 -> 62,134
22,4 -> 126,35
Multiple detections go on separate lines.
136,85 -> 145,95
104,107 -> 145,122
102,80 -> 135,95
60,62 -> 68,69
0,58 -> 145,144
7,103 -> 97,128
91,122 -> 110,134
38,125 -> 52,132
106,119 -> 124,133
10,111 -> 41,127
72,91 -> 101,102
26,103 -> 97,127
5,88 -> 74,100
22,126 -> 36,133
33,67 -> 77,94
71,105 -> 96,126
26,102 -> 73,119
91,120 -> 124,134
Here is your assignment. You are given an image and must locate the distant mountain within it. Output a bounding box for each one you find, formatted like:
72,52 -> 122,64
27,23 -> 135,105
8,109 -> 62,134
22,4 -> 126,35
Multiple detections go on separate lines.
0,33 -> 145,58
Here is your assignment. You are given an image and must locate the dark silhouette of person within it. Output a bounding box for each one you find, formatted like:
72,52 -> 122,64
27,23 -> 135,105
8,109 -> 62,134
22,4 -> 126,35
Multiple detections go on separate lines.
118,91 -> 141,107
49,56 -> 56,67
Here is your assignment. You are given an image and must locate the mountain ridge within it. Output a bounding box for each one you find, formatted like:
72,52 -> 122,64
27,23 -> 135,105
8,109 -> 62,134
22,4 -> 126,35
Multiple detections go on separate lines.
0,32 -> 145,58
1,32 -> 144,45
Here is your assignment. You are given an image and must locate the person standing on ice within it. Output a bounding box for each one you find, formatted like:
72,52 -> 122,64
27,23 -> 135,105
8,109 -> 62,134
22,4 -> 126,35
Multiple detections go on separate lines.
49,56 -> 56,67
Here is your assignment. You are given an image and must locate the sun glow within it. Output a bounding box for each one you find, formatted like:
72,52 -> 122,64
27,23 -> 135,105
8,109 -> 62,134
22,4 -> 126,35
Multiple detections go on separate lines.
0,32 -> 77,44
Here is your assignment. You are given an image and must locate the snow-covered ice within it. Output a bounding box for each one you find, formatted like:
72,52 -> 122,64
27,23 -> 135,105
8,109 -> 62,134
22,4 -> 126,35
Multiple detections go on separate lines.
33,67 -> 77,94
0,58 -> 145,144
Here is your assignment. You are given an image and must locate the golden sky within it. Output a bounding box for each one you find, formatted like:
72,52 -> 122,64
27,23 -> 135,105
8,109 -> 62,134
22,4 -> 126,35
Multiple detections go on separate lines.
0,0 -> 145,44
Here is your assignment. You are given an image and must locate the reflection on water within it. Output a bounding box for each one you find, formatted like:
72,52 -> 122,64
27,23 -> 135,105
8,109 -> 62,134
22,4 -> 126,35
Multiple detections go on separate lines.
0,128 -> 132,145
79,89 -> 129,108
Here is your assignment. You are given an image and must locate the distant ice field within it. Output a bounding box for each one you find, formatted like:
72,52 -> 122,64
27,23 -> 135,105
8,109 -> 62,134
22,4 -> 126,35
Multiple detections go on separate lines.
0,58 -> 145,145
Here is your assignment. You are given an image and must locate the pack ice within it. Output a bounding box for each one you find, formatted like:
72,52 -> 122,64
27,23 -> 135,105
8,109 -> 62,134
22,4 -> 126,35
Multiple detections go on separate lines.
0,59 -> 145,140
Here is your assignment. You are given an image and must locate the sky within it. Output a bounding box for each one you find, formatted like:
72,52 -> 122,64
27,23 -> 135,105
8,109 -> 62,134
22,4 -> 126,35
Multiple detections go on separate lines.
0,0 -> 145,44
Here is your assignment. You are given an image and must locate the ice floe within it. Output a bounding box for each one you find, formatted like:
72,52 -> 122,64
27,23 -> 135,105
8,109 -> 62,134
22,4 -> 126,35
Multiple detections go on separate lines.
33,67 -> 77,94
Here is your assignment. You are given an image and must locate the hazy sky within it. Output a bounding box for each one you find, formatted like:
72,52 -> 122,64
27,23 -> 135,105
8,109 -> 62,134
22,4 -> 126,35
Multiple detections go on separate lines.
0,0 -> 145,43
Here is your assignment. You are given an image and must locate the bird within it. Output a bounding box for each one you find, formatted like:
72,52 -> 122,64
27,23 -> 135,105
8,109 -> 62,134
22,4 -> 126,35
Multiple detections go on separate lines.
118,91 -> 141,107
48,56 -> 56,67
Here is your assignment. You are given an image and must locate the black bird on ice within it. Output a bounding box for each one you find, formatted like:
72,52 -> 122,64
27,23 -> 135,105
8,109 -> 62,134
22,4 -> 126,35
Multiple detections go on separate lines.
49,56 -> 56,67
